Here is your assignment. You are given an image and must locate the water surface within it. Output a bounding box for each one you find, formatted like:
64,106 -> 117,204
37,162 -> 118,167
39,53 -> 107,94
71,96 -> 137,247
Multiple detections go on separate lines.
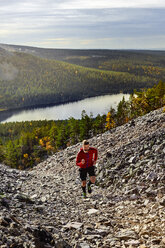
1,93 -> 130,123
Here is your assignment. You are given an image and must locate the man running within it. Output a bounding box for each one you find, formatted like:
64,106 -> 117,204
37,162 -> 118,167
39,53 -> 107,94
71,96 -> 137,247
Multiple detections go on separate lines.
76,140 -> 98,198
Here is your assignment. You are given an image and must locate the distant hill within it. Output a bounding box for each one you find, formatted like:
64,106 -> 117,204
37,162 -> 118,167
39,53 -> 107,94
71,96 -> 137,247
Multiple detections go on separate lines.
1,43 -> 165,69
0,44 -> 165,112
1,42 -> 165,57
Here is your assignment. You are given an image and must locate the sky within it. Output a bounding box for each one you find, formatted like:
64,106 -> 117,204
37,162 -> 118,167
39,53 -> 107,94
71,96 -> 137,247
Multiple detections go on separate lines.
0,0 -> 165,50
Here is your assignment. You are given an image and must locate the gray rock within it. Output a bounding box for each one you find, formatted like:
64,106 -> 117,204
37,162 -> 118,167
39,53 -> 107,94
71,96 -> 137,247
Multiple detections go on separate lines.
115,230 -> 138,240
159,196 -> 165,207
63,222 -> 83,230
87,209 -> 99,215
128,156 -> 136,163
0,107 -> 165,248
79,242 -> 91,248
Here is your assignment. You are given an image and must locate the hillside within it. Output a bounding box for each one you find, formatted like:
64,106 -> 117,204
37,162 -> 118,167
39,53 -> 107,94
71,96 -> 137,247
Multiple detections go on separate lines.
0,107 -> 164,247
1,43 -> 165,67
0,44 -> 165,112
1,44 -> 165,76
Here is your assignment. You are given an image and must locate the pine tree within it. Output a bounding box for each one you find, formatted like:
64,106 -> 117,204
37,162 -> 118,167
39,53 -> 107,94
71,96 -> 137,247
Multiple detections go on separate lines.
49,123 -> 58,149
116,96 -> 130,125
0,138 -> 4,162
56,123 -> 68,149
68,117 -> 80,145
4,140 -> 21,168
93,114 -> 106,135
79,110 -> 92,140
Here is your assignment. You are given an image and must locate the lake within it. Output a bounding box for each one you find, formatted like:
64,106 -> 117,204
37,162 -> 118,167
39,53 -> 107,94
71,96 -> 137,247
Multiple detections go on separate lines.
0,93 -> 130,123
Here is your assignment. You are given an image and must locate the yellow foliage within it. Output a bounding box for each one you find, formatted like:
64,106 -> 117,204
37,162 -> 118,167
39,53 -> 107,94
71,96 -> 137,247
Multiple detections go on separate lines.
163,106 -> 165,113
105,112 -> 115,130
125,117 -> 129,123
46,141 -> 52,150
23,153 -> 28,159
39,139 -> 44,147
40,137 -> 52,149
43,137 -> 50,142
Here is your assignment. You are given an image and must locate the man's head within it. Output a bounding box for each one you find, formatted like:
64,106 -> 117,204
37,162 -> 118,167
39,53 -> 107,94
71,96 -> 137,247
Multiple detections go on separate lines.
82,140 -> 90,152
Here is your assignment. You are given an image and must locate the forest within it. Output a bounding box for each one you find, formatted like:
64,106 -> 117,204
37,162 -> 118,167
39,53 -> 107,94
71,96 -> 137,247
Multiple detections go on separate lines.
0,81 -> 164,169
1,46 -> 165,112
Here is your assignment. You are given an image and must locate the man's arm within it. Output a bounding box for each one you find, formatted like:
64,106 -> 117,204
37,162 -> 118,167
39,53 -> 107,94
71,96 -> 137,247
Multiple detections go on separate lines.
92,148 -> 98,165
94,148 -> 98,161
76,151 -> 83,167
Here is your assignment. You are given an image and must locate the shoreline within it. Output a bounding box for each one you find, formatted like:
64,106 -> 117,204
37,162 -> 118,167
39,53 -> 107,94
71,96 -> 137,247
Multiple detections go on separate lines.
0,91 -> 131,123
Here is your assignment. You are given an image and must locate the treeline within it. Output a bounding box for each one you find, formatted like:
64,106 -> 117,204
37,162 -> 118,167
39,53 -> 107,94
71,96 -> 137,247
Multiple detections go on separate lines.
0,113 -> 106,169
0,51 -> 159,112
0,81 -> 164,169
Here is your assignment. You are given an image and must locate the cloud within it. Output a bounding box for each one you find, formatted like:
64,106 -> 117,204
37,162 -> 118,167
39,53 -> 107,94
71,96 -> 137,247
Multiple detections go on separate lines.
0,1 -> 165,49
57,0 -> 165,9
0,0 -> 165,14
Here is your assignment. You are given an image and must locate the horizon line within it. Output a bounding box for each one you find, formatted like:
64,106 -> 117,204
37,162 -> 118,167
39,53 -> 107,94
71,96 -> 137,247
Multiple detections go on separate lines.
1,43 -> 165,52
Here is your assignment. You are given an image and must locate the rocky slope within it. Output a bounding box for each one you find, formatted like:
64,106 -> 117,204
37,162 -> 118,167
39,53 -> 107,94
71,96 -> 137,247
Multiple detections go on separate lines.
0,107 -> 165,248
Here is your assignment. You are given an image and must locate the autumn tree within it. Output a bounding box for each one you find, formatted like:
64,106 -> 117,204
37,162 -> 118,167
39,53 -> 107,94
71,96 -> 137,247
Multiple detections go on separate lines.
105,111 -> 115,130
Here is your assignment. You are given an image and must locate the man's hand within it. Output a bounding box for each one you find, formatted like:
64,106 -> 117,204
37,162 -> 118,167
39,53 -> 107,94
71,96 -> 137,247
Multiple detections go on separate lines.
81,159 -> 85,164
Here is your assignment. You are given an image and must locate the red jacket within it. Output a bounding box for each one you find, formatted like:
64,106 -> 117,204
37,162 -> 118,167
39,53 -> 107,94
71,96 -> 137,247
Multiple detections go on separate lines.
76,147 -> 98,169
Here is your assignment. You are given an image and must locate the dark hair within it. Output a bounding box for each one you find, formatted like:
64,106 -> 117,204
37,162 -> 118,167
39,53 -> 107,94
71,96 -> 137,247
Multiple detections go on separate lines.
82,140 -> 89,146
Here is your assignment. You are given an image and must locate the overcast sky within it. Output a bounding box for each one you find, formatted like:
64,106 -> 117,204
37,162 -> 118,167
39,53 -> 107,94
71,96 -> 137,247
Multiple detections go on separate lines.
0,0 -> 165,49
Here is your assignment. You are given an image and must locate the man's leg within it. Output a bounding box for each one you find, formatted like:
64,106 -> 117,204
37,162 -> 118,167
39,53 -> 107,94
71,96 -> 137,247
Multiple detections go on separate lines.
87,167 -> 96,193
89,176 -> 96,184
81,180 -> 87,194
79,168 -> 87,197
